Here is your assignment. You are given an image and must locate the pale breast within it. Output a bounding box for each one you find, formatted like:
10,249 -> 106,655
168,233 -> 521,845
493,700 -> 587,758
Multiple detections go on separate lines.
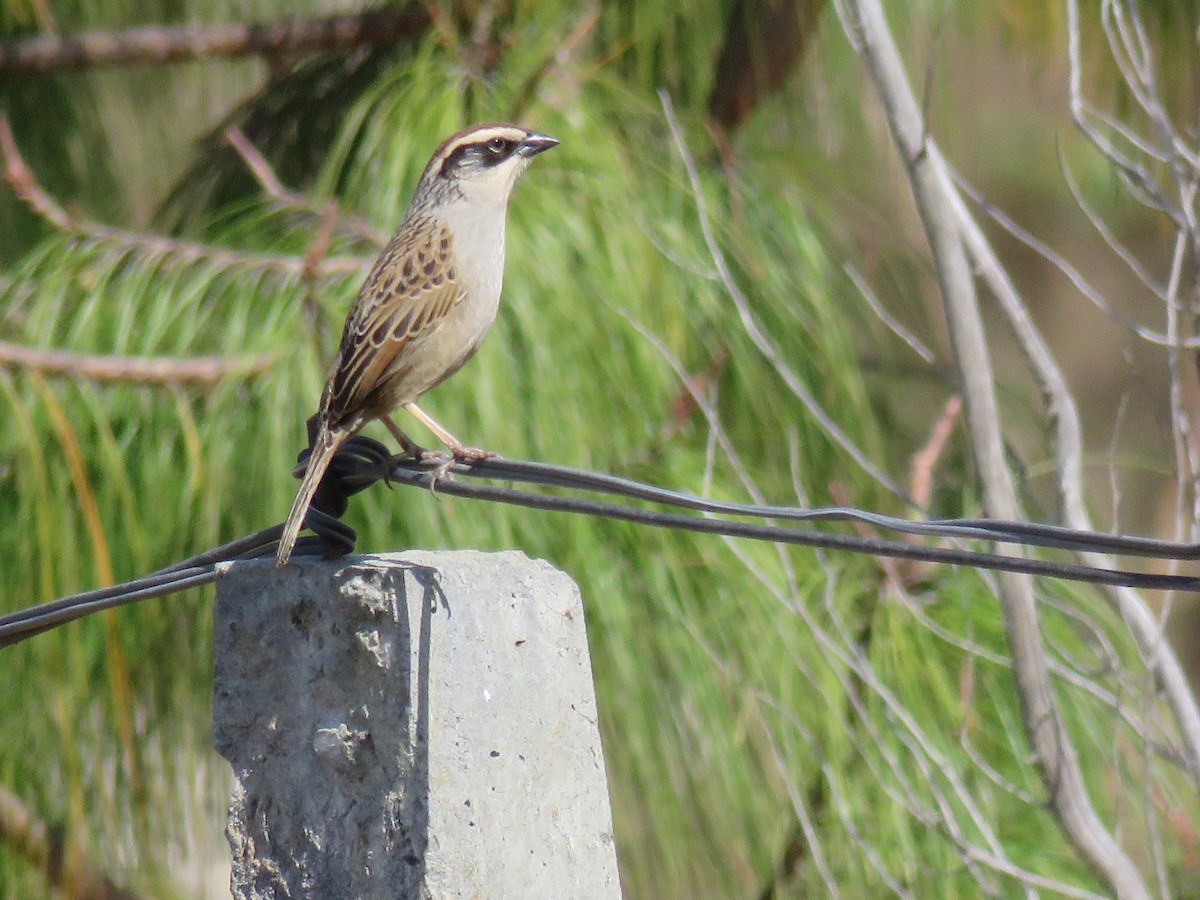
320,187 -> 513,433
406,199 -> 507,384
362,207 -> 506,415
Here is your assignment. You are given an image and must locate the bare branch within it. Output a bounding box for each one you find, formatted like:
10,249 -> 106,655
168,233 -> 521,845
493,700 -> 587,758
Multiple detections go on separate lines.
224,126 -> 387,247
1056,150 -> 1165,303
0,114 -> 369,280
951,160 -> 1200,348
1025,0 -> 1199,854
224,125 -> 288,197
0,340 -> 273,387
763,740 -> 839,897
0,5 -> 431,76
1068,0 -> 1198,231
845,263 -> 936,363
0,115 -> 71,230
944,154 -> 1200,779
909,394 -> 960,510
838,1 -> 1153,896
1100,0 -> 1200,173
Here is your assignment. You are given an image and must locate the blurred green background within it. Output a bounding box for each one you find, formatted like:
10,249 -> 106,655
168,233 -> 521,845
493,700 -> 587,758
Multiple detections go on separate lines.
2,1 -> 1198,896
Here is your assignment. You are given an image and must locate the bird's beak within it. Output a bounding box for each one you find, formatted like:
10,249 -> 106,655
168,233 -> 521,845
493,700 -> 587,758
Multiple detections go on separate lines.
519,132 -> 560,157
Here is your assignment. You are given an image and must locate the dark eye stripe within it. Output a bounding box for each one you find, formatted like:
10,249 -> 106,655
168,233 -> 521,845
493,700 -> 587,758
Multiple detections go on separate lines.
441,144 -> 471,172
437,131 -> 521,176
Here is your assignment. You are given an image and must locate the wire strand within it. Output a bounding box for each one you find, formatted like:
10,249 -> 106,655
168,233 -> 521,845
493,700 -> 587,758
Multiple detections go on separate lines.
2,439 -> 1195,649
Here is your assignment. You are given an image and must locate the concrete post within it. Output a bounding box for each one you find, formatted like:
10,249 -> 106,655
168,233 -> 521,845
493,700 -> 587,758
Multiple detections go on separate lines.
212,551 -> 621,899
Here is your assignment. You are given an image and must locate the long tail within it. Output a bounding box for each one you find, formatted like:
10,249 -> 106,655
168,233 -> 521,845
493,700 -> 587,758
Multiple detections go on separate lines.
275,426 -> 345,567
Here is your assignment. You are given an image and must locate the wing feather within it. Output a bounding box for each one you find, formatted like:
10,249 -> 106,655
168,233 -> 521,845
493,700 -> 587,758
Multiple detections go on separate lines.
324,218 -> 462,427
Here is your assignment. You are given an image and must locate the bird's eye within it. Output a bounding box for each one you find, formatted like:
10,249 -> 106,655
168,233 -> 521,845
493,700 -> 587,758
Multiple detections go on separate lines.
485,137 -> 510,158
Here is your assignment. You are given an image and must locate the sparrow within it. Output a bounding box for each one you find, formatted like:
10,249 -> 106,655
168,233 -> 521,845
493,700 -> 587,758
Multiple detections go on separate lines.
275,123 -> 558,566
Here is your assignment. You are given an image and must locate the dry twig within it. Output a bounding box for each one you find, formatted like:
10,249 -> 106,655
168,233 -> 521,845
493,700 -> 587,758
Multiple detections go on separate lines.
0,5 -> 431,76
224,126 -> 387,247
0,341 -> 273,387
0,117 -> 71,230
0,114 -> 368,280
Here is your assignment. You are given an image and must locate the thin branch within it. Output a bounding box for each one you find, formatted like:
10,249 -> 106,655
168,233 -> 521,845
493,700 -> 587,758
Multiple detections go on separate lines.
821,766 -> 914,894
0,340 -> 273,387
950,158 -> 1200,348
961,844 -> 1108,900
1083,102 -> 1170,166
0,116 -> 71,230
223,125 -> 288,197
844,263 -> 936,363
830,390 -> 960,594
659,91 -> 911,503
909,393 -> 960,510
1,114 -> 368,280
0,5 -> 431,76
762,740 -> 839,898
1102,0 -> 1200,174
1056,149 -> 1167,304
974,191 -> 1200,769
945,0 -> 1200,781
814,589 -> 1016,887
1067,0 -> 1187,231
224,126 -> 387,247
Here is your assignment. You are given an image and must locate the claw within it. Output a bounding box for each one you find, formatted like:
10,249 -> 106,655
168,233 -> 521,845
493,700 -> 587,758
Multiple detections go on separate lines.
378,451 -> 420,490
419,450 -> 456,496
415,445 -> 499,495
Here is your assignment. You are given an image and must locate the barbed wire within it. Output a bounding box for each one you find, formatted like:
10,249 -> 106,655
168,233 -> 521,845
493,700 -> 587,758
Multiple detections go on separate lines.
2,435 -> 1197,649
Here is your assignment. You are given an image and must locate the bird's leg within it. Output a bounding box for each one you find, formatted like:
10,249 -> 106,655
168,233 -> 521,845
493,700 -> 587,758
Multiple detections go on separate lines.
403,402 -> 498,462
373,414 -> 429,490
403,402 -> 497,487
382,414 -> 426,458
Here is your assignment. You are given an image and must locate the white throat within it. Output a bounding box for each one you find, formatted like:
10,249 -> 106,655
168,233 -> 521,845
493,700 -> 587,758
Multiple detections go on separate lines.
438,187 -> 510,308
436,158 -> 529,306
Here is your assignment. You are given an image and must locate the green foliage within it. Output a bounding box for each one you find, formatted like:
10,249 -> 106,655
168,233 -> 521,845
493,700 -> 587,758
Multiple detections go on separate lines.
0,2 -> 1195,898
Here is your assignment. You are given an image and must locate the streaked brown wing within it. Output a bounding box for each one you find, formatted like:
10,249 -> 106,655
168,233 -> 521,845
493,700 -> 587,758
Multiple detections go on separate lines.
325,218 -> 461,425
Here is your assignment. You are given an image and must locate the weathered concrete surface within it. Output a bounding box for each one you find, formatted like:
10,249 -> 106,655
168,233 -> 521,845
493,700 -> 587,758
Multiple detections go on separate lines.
212,551 -> 620,900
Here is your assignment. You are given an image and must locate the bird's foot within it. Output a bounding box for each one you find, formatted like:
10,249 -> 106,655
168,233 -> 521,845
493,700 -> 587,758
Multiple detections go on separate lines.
451,446 -> 499,463
419,446 -> 498,493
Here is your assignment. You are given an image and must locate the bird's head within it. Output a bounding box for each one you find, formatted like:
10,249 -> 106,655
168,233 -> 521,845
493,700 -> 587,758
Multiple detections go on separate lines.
416,123 -> 558,211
